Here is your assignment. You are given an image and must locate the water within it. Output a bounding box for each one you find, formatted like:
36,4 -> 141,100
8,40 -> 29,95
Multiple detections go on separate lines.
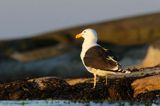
0,100 -> 159,106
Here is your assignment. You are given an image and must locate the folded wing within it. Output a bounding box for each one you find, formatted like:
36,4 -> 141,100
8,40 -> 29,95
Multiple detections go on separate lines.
83,46 -> 121,71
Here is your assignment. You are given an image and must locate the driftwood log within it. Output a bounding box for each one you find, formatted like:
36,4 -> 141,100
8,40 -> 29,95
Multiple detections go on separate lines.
0,66 -> 160,103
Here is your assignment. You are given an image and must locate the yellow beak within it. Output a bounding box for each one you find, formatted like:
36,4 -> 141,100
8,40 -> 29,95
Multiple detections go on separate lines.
75,33 -> 82,39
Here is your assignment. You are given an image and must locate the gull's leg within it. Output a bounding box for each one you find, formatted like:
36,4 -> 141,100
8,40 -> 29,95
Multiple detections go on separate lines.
105,76 -> 107,85
93,74 -> 97,88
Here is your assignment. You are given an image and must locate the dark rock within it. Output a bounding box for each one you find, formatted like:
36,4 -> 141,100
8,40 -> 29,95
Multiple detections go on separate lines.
0,66 -> 160,102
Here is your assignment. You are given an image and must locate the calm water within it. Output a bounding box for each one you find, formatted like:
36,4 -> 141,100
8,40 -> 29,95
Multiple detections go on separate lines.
0,100 -> 159,106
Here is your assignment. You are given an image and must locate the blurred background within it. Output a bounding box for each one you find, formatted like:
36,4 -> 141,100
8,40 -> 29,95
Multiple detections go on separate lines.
0,0 -> 160,82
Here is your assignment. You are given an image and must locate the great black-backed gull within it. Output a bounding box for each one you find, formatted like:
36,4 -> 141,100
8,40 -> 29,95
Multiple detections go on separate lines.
75,28 -> 130,88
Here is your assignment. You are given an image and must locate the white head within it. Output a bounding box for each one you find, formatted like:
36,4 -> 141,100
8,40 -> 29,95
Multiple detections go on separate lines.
75,28 -> 98,43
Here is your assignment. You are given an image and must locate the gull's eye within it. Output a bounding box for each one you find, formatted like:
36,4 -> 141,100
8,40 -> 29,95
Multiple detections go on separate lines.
83,31 -> 86,33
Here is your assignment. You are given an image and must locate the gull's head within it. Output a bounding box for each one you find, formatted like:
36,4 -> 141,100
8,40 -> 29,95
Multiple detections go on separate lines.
75,28 -> 98,43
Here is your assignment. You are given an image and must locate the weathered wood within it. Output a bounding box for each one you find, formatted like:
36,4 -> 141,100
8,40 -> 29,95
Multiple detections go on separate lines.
132,75 -> 160,97
0,66 -> 160,102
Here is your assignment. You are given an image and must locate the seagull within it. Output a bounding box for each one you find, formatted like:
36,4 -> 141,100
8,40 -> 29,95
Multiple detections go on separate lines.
75,28 -> 130,88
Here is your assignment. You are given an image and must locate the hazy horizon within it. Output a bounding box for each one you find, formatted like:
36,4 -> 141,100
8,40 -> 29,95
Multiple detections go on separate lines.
0,0 -> 160,40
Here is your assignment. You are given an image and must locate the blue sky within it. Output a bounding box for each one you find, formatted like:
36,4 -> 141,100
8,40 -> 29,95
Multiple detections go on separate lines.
0,0 -> 160,39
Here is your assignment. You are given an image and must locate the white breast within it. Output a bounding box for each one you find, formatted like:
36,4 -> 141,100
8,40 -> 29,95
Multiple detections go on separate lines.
80,42 -> 98,71
80,42 -> 98,61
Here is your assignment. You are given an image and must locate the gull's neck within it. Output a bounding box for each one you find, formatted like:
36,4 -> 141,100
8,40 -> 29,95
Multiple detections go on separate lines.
82,39 -> 98,49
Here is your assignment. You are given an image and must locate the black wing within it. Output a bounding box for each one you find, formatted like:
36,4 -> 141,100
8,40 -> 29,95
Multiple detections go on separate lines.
83,46 -> 121,71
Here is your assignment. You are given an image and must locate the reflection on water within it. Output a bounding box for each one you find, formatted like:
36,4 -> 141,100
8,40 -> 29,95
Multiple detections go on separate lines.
0,100 -> 158,106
